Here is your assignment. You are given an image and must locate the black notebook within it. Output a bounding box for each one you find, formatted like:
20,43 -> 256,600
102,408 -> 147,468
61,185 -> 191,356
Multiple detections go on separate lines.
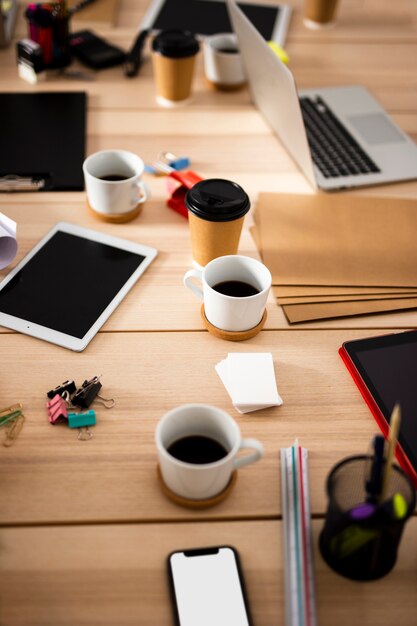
0,92 -> 86,191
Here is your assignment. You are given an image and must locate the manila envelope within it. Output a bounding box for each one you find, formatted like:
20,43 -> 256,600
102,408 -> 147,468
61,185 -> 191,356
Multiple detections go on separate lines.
252,227 -> 417,301
273,288 -> 417,305
257,193 -> 417,287
272,285 -> 417,297
282,297 -> 417,324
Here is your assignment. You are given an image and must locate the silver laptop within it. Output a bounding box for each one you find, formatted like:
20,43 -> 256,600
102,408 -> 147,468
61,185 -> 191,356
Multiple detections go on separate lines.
227,0 -> 417,190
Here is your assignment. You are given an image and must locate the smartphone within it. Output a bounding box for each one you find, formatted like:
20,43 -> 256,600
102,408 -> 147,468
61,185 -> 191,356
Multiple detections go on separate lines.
167,546 -> 253,626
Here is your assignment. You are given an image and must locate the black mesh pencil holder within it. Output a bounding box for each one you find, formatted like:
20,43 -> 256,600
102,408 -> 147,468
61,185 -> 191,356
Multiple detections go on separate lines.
319,455 -> 416,581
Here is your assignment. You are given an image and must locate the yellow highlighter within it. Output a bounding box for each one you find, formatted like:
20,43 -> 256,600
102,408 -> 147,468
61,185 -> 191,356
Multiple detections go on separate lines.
268,42 -> 290,64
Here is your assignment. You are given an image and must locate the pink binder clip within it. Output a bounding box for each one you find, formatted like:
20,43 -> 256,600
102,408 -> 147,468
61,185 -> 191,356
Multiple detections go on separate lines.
46,394 -> 68,424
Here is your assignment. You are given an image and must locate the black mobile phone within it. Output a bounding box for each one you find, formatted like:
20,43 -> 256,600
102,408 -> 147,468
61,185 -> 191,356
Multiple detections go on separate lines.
167,546 -> 253,626
69,30 -> 126,69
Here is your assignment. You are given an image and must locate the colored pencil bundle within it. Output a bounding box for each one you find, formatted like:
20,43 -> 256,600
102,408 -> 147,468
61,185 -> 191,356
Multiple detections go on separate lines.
281,440 -> 318,626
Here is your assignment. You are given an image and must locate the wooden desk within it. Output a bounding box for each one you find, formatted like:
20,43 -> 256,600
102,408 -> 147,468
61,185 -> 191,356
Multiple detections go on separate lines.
1,0 -> 416,623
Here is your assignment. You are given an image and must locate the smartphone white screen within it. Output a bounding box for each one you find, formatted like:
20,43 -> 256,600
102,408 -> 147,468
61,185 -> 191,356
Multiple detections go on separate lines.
169,547 -> 250,626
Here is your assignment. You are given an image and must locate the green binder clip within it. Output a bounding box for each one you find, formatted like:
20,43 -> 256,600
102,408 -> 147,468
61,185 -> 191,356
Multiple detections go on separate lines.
68,410 -> 96,429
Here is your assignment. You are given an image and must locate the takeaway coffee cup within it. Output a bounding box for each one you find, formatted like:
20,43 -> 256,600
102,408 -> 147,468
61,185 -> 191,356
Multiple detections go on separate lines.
304,0 -> 340,28
156,404 -> 264,500
185,178 -> 250,267
83,150 -> 148,223
152,29 -> 200,106
184,255 -> 271,332
203,33 -> 246,90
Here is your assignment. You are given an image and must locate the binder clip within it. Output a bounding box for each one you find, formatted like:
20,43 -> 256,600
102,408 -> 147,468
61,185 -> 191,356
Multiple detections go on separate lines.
72,375 -> 115,409
68,410 -> 96,441
165,168 -> 204,219
47,379 -> 77,399
68,410 -> 96,429
145,151 -> 191,175
46,394 -> 68,424
160,151 -> 191,172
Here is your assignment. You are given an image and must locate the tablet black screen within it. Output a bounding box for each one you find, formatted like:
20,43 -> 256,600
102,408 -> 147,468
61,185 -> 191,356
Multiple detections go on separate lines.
345,331 -> 417,474
152,0 -> 280,39
0,231 -> 145,338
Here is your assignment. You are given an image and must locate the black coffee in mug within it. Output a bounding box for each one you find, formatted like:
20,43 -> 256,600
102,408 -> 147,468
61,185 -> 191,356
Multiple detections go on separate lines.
99,174 -> 130,181
167,435 -> 228,464
212,280 -> 260,297
217,46 -> 239,54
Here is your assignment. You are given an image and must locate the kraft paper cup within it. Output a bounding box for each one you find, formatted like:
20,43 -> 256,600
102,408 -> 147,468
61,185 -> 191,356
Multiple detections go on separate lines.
185,178 -> 250,268
304,0 -> 339,28
152,30 -> 200,106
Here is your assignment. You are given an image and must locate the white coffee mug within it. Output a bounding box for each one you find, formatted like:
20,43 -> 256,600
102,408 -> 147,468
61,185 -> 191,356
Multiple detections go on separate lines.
203,33 -> 246,88
156,404 -> 264,500
184,255 -> 271,332
83,149 -> 148,217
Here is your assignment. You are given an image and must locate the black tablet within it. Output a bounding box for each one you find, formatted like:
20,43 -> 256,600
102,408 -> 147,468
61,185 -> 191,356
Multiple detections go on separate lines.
340,330 -> 417,485
141,0 -> 292,44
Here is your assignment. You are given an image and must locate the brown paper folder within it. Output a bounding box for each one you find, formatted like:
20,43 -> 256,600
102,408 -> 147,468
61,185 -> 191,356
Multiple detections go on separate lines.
273,288 -> 417,304
282,297 -> 417,324
257,193 -> 417,287
273,285 -> 417,297
252,226 -> 417,302
277,294 -> 417,304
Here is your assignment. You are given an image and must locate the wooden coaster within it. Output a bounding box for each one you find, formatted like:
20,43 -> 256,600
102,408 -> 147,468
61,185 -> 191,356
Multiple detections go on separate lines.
87,200 -> 143,223
157,465 -> 237,509
201,305 -> 267,341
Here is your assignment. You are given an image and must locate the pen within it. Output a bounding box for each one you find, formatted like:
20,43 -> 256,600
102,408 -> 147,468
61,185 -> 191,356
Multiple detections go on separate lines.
124,28 -> 149,78
366,434 -> 385,503
380,403 -> 401,502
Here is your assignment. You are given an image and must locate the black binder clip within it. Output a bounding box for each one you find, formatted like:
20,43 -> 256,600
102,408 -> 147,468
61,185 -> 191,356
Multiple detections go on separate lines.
47,379 -> 77,399
72,375 -> 114,409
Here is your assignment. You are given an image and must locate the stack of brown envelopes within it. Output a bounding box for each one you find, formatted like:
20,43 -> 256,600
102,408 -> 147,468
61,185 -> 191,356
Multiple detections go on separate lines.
252,193 -> 417,323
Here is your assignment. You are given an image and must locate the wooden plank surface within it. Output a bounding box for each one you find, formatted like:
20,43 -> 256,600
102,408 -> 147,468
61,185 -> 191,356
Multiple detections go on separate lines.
1,0 -> 417,623
0,328 -> 407,525
1,518 -> 416,626
1,197 -> 417,332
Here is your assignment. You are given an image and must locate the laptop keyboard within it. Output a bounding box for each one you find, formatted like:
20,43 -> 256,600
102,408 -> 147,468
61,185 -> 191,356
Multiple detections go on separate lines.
299,96 -> 381,178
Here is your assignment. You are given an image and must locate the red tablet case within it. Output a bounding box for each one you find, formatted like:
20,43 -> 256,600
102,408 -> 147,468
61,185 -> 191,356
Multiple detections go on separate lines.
339,345 -> 417,488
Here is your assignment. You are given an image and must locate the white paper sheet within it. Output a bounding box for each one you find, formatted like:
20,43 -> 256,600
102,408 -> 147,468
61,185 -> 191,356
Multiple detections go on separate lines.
0,212 -> 17,270
215,352 -> 283,413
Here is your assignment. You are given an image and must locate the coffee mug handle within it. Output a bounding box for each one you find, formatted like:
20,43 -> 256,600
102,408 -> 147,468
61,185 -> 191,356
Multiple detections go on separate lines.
132,180 -> 149,206
183,269 -> 204,300
233,438 -> 264,469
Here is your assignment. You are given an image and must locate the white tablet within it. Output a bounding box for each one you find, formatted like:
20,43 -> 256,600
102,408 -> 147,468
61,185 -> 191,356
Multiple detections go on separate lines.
0,222 -> 157,351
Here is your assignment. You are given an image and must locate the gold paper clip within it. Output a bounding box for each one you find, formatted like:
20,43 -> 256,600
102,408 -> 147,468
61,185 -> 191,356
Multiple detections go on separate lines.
4,413 -> 25,447
0,403 -> 23,427
0,403 -> 23,419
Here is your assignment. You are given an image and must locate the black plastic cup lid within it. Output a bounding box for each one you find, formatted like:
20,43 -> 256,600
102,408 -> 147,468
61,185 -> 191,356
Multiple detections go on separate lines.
185,179 -> 250,222
152,30 -> 200,59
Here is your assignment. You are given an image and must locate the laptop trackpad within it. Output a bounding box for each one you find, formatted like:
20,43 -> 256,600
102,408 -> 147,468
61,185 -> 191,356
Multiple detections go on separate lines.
348,113 -> 406,145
